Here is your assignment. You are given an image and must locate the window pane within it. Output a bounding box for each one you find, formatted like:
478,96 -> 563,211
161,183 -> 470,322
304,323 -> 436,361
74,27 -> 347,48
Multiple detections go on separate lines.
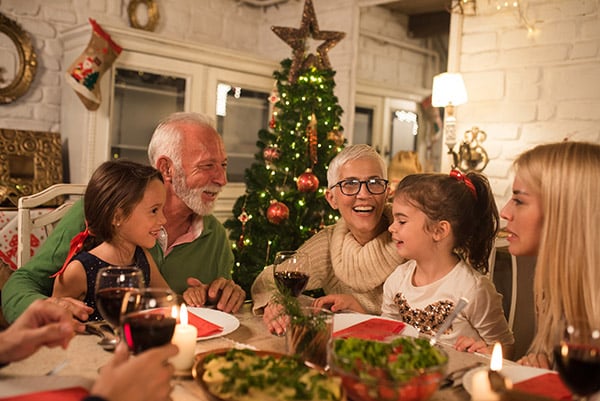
354,107 -> 373,145
111,68 -> 186,164
216,85 -> 269,182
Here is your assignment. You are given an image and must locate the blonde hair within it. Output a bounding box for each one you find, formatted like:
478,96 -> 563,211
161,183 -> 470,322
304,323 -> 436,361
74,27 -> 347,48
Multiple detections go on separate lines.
514,142 -> 600,358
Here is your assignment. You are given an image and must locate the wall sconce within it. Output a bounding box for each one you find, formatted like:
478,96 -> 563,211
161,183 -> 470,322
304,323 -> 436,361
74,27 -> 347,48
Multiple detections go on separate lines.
449,0 -> 477,15
431,72 -> 468,169
456,126 -> 489,172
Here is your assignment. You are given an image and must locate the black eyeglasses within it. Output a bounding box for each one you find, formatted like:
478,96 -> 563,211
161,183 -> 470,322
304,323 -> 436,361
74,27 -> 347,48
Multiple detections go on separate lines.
330,178 -> 389,196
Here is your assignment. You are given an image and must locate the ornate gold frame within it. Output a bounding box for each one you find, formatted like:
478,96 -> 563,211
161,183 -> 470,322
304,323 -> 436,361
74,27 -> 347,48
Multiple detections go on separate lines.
0,129 -> 63,206
0,12 -> 37,104
127,0 -> 160,32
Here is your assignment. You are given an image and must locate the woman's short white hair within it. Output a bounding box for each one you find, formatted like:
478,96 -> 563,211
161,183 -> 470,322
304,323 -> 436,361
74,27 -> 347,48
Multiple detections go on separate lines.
327,144 -> 387,187
147,112 -> 216,167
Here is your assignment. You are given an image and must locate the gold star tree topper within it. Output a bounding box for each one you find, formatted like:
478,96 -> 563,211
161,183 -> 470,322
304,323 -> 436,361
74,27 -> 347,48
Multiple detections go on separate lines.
271,0 -> 345,83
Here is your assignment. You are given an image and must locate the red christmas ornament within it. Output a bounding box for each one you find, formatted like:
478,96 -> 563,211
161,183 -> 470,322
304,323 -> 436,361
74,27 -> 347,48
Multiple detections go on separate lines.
263,145 -> 281,162
297,169 -> 319,193
266,200 -> 289,224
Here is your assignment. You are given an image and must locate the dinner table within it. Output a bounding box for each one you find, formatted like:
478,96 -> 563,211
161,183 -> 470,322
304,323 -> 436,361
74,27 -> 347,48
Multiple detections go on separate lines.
0,302 -> 519,401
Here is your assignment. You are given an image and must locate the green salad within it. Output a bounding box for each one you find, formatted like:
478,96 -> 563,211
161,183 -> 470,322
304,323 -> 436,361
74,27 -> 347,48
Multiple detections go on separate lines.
331,336 -> 448,383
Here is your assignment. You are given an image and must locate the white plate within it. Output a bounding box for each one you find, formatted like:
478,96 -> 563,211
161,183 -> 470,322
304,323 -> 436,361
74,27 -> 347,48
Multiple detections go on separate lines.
463,364 -> 555,394
187,307 -> 240,340
333,312 -> 419,338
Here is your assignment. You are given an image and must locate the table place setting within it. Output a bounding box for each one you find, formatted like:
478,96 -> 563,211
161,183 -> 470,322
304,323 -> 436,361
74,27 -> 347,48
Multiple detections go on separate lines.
464,343 -> 572,401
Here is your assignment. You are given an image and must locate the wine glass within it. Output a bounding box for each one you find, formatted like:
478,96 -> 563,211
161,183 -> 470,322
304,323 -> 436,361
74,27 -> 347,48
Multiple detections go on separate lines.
120,288 -> 179,354
95,266 -> 145,340
553,320 -> 600,400
273,250 -> 310,297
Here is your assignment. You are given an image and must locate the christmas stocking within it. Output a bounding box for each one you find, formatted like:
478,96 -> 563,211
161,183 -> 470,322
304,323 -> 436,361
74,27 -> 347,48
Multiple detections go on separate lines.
65,18 -> 122,111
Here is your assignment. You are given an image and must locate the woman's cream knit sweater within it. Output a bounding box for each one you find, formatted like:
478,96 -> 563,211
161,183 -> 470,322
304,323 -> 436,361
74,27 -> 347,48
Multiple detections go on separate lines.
251,205 -> 404,315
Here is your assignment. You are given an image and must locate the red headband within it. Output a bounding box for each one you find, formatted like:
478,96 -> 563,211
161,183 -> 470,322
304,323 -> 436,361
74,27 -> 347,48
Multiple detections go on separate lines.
50,225 -> 90,278
450,170 -> 477,199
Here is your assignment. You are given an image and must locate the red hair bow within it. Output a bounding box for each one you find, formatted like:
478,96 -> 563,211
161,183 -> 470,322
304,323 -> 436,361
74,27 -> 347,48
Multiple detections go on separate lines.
449,169 -> 477,199
50,225 -> 90,278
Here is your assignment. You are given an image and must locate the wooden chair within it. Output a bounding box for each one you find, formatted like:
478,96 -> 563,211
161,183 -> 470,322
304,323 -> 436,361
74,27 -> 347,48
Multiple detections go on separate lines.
17,183 -> 86,267
488,235 -> 518,330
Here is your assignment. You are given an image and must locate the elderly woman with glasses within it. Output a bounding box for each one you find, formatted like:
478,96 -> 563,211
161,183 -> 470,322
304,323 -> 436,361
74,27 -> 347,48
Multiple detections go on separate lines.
251,144 -> 404,335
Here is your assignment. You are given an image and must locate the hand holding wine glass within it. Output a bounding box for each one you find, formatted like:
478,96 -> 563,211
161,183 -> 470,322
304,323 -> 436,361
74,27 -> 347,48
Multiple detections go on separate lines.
273,250 -> 310,297
554,320 -> 600,400
95,266 -> 144,340
121,288 -> 178,354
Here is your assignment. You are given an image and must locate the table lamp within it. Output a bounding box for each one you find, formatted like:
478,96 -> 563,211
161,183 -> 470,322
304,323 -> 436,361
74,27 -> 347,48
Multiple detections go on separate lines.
431,72 -> 468,168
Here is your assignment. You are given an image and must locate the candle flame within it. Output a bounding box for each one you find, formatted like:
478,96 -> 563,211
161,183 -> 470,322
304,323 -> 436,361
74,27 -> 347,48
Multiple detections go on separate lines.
180,303 -> 188,326
490,342 -> 503,371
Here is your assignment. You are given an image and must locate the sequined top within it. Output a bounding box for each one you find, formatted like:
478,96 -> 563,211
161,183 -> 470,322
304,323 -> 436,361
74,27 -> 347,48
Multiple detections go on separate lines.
75,246 -> 151,321
382,259 -> 514,348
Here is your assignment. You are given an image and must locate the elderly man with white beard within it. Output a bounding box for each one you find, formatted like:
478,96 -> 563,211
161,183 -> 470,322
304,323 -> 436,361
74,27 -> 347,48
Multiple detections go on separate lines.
2,112 -> 245,325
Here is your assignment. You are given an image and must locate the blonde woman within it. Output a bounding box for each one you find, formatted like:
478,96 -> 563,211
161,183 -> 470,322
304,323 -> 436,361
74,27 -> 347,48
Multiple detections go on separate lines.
501,141 -> 600,367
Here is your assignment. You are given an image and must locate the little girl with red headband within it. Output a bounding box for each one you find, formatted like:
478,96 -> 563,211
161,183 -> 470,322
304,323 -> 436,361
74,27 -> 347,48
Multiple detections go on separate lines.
383,170 -> 514,356
52,160 -> 171,322
320,170 -> 514,357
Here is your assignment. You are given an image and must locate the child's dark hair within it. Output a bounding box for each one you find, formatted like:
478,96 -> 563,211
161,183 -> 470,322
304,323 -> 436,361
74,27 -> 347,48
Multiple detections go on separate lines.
84,160 -> 163,244
394,171 -> 499,274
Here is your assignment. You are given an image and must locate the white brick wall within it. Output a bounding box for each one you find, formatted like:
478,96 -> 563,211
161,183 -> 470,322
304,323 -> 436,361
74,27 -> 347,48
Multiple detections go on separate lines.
2,0 -> 599,211
452,0 -> 600,208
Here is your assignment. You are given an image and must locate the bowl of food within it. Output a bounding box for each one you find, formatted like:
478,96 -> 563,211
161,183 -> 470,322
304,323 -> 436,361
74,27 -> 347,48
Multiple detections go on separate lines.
328,336 -> 448,401
193,348 -> 345,401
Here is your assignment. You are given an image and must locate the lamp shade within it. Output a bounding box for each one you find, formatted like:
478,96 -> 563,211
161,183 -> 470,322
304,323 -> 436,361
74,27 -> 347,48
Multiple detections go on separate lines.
431,73 -> 468,107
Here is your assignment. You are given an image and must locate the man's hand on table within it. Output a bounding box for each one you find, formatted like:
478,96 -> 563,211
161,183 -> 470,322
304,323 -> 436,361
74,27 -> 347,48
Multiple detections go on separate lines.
90,342 -> 177,401
183,277 -> 245,313
46,296 -> 93,333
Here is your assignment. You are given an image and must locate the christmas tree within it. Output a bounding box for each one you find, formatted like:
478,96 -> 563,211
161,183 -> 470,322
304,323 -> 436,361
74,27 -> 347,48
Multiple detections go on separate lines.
224,0 -> 346,296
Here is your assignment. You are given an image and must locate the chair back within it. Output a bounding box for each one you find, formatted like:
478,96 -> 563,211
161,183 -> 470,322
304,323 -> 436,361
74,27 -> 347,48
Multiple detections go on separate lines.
17,183 -> 86,267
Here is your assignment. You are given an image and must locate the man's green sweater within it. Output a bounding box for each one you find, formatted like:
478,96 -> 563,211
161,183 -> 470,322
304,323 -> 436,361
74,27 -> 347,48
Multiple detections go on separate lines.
1,200 -> 234,323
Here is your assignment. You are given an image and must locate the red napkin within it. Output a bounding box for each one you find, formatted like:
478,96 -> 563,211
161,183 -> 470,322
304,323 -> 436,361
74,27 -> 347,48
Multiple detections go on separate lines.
513,373 -> 573,400
333,318 -> 405,340
0,387 -> 89,401
187,311 -> 223,338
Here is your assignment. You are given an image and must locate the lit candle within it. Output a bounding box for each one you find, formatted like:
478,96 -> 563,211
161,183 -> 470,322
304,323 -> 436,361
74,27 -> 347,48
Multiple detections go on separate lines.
169,304 -> 198,371
471,343 -> 508,401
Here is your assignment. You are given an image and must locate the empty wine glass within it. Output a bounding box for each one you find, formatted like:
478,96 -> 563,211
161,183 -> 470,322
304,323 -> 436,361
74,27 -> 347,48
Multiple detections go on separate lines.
553,320 -> 600,400
95,266 -> 145,341
121,288 -> 179,354
273,250 -> 310,297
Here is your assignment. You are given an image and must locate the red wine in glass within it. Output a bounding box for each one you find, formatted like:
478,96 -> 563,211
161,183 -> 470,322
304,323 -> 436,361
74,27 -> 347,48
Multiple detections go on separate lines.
274,271 -> 309,297
122,311 -> 177,354
96,287 -> 137,328
273,251 -> 310,297
121,288 -> 178,354
554,322 -> 600,400
554,343 -> 600,397
95,266 -> 144,339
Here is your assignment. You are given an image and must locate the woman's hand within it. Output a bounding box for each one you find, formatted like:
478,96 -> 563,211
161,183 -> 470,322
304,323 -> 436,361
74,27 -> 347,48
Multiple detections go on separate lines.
262,302 -> 289,335
454,336 -> 492,354
517,353 -> 550,369
90,342 -> 177,401
313,294 -> 365,313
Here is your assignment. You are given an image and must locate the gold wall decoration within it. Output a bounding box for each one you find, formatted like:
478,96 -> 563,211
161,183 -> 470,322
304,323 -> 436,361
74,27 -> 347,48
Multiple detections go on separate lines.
128,0 -> 160,32
0,129 -> 63,206
0,12 -> 37,104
